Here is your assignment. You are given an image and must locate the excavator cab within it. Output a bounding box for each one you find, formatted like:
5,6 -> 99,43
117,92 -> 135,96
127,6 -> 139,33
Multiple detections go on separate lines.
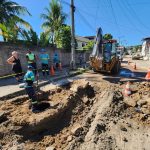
90,28 -> 120,74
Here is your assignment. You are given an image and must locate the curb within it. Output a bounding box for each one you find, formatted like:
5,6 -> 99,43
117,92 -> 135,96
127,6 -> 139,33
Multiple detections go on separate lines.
0,69 -> 86,101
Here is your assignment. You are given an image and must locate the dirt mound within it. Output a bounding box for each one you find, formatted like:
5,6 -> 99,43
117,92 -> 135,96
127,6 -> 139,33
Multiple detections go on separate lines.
1,78 -> 150,150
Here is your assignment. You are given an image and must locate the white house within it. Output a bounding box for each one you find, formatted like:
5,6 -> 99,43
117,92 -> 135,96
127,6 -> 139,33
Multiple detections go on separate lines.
75,36 -> 91,50
141,37 -> 150,60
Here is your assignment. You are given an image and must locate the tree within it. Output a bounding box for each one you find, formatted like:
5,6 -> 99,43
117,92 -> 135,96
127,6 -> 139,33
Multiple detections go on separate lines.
56,25 -> 71,51
103,34 -> 113,40
0,0 -> 31,41
0,16 -> 31,42
41,0 -> 66,44
39,32 -> 51,47
83,41 -> 94,50
21,28 -> 39,45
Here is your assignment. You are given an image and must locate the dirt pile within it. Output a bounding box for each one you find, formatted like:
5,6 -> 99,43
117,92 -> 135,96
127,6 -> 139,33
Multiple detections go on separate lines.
123,81 -> 150,123
0,79 -> 150,150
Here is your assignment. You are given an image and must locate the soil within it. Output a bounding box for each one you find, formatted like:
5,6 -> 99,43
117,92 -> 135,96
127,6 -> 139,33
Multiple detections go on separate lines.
0,76 -> 150,150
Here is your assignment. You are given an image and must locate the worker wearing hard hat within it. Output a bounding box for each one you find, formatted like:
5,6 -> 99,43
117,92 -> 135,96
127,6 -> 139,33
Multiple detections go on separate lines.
39,49 -> 50,76
24,65 -> 38,112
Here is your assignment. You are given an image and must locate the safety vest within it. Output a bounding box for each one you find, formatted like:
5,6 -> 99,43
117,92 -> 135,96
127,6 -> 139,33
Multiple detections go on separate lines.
24,71 -> 35,87
26,53 -> 35,63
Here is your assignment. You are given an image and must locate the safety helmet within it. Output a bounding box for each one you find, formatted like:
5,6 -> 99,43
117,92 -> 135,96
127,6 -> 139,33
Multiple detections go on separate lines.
27,65 -> 33,69
41,49 -> 46,52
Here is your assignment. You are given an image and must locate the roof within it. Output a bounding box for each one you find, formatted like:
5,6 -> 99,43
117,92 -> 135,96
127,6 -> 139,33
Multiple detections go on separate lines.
142,37 -> 150,41
75,36 -> 90,43
84,36 -> 95,40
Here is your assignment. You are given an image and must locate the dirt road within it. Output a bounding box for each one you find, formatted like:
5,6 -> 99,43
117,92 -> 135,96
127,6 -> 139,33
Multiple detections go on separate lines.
0,65 -> 150,150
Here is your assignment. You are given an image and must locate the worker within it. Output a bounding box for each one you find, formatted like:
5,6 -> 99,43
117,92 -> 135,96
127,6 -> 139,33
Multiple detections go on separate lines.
26,49 -> 37,75
24,65 -> 38,112
53,52 -> 59,70
7,51 -> 23,82
39,49 -> 50,76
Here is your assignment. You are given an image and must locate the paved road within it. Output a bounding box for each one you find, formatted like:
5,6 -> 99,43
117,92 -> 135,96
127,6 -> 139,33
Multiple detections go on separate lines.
0,69 -> 69,98
0,57 -> 148,99
124,55 -> 150,71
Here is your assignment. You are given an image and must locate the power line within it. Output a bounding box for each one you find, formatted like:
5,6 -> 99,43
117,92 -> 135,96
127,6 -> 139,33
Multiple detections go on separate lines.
76,9 -> 95,32
76,8 -> 145,34
117,0 -> 145,35
60,0 -> 70,7
124,0 -> 150,31
94,0 -> 100,28
107,0 -> 121,35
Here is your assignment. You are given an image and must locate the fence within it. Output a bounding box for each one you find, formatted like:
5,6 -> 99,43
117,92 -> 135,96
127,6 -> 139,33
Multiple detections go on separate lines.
0,42 -> 91,76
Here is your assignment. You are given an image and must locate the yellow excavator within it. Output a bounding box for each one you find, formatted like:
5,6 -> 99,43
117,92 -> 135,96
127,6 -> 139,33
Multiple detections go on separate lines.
90,28 -> 120,74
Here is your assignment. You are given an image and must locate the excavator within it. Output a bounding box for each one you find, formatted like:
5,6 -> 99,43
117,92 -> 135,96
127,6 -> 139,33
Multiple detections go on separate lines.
89,27 -> 120,74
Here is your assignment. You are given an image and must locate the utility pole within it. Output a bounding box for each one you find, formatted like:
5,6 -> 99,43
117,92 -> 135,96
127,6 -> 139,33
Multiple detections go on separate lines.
70,0 -> 76,69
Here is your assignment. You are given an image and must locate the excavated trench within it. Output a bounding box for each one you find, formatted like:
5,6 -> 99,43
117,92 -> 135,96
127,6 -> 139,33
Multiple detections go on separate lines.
1,78 -> 150,150
0,79 -> 96,149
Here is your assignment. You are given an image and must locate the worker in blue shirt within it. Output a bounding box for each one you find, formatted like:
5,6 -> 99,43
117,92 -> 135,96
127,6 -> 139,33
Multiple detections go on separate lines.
53,52 -> 59,70
24,65 -> 38,112
39,49 -> 50,76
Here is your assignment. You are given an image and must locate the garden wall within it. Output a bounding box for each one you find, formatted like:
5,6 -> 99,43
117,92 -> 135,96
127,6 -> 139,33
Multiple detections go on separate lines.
0,42 -> 91,76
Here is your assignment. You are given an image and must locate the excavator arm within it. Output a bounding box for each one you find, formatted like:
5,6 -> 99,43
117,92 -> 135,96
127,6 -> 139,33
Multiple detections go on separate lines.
90,27 -> 103,71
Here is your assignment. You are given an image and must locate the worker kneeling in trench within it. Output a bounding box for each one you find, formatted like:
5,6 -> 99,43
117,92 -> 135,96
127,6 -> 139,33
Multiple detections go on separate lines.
20,65 -> 50,113
23,65 -> 38,113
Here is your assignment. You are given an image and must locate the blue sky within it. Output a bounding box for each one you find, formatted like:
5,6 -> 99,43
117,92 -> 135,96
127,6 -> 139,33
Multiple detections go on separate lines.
2,0 -> 150,46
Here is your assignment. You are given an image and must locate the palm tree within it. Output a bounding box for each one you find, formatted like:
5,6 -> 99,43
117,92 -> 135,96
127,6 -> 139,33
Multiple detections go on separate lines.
0,0 -> 31,41
41,0 -> 66,44
0,0 -> 30,23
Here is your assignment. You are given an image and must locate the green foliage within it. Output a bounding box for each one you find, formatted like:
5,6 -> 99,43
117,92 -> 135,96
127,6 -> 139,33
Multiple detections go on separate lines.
83,41 -> 94,50
0,17 -> 31,43
28,29 -> 38,45
39,32 -> 50,47
56,25 -> 71,51
103,33 -> 113,40
21,28 -> 39,45
0,0 -> 31,42
0,0 -> 31,23
41,0 -> 66,44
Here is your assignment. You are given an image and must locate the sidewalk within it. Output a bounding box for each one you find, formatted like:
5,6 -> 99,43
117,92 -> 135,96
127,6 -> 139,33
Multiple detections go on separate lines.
0,68 -> 86,100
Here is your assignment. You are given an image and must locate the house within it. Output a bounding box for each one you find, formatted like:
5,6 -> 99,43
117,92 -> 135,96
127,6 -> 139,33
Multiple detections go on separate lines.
84,36 -> 95,41
75,36 -> 91,50
141,37 -> 150,60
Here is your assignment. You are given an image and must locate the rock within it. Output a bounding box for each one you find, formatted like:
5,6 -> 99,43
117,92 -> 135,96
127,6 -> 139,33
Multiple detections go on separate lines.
140,114 -> 148,121
70,84 -> 79,92
95,123 -> 106,133
120,126 -> 127,132
56,87 -> 62,93
137,100 -> 147,106
82,97 -> 89,104
76,136 -> 84,143
127,123 -> 132,128
46,146 -> 55,150
71,123 -> 83,136
124,97 -> 137,107
67,135 -> 73,142
123,137 -> 128,142
141,106 -> 150,115
9,143 -> 25,150
146,98 -> 150,105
